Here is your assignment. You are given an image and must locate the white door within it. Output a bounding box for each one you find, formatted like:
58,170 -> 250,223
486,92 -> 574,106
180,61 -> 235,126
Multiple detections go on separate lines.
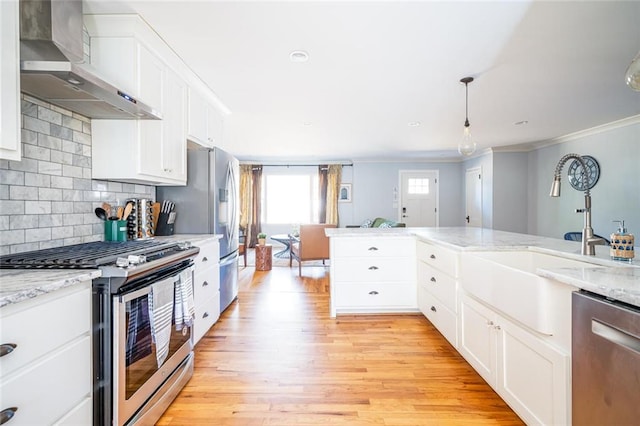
465,167 -> 482,227
399,170 -> 438,227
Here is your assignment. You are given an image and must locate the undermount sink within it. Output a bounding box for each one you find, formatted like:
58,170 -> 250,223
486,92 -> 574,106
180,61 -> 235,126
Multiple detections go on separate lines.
461,250 -> 601,335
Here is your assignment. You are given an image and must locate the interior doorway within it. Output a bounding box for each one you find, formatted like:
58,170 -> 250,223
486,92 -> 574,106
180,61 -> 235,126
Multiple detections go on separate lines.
398,170 -> 439,227
465,167 -> 482,227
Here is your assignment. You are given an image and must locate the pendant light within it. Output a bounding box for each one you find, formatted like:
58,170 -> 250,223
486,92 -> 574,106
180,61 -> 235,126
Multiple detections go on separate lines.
625,51 -> 640,91
458,76 -> 476,156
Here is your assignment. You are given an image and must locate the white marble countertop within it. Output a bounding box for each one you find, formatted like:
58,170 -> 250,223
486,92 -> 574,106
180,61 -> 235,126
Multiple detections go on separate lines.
326,226 -> 639,307
155,233 -> 222,245
0,269 -> 101,308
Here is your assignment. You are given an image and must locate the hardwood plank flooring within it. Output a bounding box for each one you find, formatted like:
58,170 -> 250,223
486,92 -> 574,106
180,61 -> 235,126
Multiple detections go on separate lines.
157,264 -> 524,426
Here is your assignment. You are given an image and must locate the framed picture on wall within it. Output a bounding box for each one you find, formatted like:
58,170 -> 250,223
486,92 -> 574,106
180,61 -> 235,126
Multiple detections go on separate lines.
339,183 -> 352,203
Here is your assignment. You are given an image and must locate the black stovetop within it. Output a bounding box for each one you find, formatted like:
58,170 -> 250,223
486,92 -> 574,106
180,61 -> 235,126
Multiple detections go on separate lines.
0,240 -> 179,269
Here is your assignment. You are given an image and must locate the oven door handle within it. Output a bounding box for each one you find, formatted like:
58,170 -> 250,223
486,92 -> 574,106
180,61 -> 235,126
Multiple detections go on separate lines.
118,264 -> 194,302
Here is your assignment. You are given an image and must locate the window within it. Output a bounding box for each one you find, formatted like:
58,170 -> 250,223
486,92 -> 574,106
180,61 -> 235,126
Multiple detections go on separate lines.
407,178 -> 430,194
262,169 -> 319,224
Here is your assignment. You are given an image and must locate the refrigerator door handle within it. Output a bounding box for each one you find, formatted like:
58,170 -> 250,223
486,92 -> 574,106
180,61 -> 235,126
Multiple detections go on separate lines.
227,161 -> 238,243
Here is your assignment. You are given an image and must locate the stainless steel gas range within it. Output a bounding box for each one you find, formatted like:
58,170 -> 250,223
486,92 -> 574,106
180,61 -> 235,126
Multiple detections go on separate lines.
0,239 -> 200,426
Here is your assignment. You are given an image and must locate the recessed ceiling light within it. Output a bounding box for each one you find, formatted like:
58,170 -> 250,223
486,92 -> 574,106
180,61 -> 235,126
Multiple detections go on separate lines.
515,120 -> 529,126
303,122 -> 312,126
290,50 -> 309,62
408,121 -> 421,127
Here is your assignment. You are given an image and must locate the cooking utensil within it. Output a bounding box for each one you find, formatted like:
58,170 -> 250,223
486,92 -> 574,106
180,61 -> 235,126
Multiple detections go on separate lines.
95,207 -> 107,221
102,202 -> 112,218
122,202 -> 133,221
116,206 -> 124,220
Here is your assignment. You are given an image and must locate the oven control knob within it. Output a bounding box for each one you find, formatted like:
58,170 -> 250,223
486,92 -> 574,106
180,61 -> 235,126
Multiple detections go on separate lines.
127,255 -> 147,265
116,257 -> 131,268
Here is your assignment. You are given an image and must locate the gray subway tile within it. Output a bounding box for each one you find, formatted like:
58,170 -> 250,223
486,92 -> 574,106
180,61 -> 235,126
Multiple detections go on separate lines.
83,190 -> 103,201
63,213 -> 84,226
73,130 -> 91,145
51,201 -> 73,214
38,214 -> 64,228
38,187 -> 63,201
73,202 -> 92,214
73,178 -> 92,190
23,144 -> 51,161
62,164 -> 83,178
83,168 -> 92,179
9,186 -> 38,200
51,150 -> 73,165
0,169 -> 25,185
82,144 -> 92,157
38,134 -> 62,150
63,237 -> 83,245
10,215 -> 39,230
25,200 -> 51,214
62,189 -> 83,202
0,216 -> 9,231
92,180 -> 108,191
0,185 -> 8,199
72,113 -> 90,123
50,175 -> 74,189
11,242 -> 40,254
0,200 -> 24,215
25,227 -> 52,243
0,229 -> 25,245
72,154 -> 91,168
83,234 -> 102,243
82,121 -> 91,135
8,157 -> 38,173
51,124 -> 74,140
108,182 -> 123,192
49,104 -> 73,118
24,173 -> 51,188
62,139 -> 82,154
21,100 -> 38,118
52,226 -> 74,239
22,94 -> 49,108
0,246 -> 9,255
38,160 -> 63,176
61,115 -> 83,132
21,129 -> 37,145
38,106 -> 63,125
39,239 -> 64,250
23,115 -> 50,134
73,224 -> 93,237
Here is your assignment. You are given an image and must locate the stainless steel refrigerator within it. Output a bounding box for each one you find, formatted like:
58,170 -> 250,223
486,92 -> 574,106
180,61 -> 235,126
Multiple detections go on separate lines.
157,147 -> 239,313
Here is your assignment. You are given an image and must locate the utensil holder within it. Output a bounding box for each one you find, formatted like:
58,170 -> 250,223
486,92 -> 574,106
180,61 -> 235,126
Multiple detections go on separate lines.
104,220 -> 128,242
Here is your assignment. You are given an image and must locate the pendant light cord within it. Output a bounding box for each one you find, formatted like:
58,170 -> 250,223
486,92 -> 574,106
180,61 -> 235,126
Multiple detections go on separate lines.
464,82 -> 470,128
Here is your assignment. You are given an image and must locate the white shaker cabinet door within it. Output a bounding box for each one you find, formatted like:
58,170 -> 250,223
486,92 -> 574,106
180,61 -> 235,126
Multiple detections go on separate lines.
0,0 -> 21,161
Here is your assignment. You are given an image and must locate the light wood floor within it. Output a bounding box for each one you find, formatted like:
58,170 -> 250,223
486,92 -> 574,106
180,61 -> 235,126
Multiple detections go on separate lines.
157,264 -> 524,426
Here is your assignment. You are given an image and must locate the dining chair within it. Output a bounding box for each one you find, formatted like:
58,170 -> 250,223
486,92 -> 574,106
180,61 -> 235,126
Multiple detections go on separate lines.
289,224 -> 336,276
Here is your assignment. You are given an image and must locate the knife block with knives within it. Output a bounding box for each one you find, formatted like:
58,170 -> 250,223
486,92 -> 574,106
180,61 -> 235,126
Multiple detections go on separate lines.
155,200 -> 176,236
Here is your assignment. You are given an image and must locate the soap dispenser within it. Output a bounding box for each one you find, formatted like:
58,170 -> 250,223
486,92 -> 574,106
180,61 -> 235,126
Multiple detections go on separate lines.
610,220 -> 635,262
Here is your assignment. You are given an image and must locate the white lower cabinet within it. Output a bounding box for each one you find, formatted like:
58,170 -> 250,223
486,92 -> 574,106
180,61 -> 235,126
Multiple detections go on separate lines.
329,236 -> 417,317
192,238 -> 221,344
0,282 -> 92,425
460,293 -> 570,426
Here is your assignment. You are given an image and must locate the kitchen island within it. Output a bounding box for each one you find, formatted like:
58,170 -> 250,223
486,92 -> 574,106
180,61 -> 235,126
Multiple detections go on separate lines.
326,226 -> 639,426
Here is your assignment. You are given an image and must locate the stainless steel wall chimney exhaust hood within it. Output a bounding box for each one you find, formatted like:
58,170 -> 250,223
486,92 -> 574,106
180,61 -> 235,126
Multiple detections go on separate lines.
19,0 -> 161,120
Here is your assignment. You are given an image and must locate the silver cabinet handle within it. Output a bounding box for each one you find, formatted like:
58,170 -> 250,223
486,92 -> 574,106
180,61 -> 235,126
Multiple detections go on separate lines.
202,281 -> 209,287
592,319 -> 640,354
487,321 -> 494,327
0,407 -> 18,425
368,266 -> 379,270
430,254 -> 436,259
368,247 -> 378,251
202,256 -> 208,262
494,325 -> 501,331
430,277 -> 436,283
369,291 -> 379,295
203,312 -> 209,318
0,344 -> 16,357
430,306 -> 437,312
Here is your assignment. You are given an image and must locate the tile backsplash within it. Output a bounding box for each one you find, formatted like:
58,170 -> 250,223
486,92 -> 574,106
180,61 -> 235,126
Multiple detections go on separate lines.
0,95 -> 155,255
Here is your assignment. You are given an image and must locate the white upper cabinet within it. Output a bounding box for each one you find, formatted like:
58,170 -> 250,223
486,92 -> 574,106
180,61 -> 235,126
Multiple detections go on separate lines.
187,83 -> 225,148
86,15 -> 187,185
0,0 -> 21,161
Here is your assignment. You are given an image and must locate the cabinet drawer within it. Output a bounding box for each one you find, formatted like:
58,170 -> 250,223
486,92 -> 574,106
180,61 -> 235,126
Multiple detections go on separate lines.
417,262 -> 457,312
193,292 -> 220,345
334,257 -> 415,282
54,396 -> 92,426
193,264 -> 219,301
334,282 -> 416,309
0,335 -> 91,426
0,284 -> 91,378
416,241 -> 458,277
418,286 -> 458,348
194,240 -> 219,267
332,237 -> 415,258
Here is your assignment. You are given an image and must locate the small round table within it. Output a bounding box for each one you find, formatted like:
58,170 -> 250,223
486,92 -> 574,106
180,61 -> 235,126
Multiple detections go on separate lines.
270,234 -> 294,258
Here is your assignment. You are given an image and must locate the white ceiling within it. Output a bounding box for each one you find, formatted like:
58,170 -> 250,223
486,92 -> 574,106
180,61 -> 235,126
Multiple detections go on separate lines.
84,0 -> 640,162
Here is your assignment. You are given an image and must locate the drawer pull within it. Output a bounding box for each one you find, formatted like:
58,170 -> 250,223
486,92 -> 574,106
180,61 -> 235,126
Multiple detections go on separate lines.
430,277 -> 437,283
487,321 -> 494,327
202,256 -> 208,262
202,281 -> 209,287
0,344 -> 17,358
430,306 -> 437,313
203,312 -> 209,319
368,247 -> 378,251
0,407 -> 18,425
368,266 -> 379,270
369,291 -> 379,296
430,254 -> 436,259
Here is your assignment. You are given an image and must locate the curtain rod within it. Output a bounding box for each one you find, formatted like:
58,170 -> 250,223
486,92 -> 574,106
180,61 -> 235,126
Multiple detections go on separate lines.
244,163 -> 353,167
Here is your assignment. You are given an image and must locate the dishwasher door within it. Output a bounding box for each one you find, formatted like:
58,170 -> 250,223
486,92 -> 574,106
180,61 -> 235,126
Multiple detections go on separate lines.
572,290 -> 640,425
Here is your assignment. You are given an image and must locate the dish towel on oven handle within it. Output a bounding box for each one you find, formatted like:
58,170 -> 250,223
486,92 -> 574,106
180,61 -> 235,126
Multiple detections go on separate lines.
147,276 -> 174,368
175,267 -> 195,330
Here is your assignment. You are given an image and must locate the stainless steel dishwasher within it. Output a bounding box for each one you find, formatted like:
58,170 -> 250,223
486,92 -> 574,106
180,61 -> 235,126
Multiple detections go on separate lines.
572,290 -> 640,425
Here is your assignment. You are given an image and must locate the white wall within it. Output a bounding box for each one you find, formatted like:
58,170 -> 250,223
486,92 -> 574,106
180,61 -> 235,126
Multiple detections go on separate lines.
493,152 -> 529,233
462,152 -> 494,229
528,120 -> 640,239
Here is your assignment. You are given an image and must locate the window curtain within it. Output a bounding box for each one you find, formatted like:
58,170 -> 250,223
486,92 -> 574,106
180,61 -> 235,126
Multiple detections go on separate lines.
318,165 -> 328,223
239,164 -> 263,247
325,164 -> 342,225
